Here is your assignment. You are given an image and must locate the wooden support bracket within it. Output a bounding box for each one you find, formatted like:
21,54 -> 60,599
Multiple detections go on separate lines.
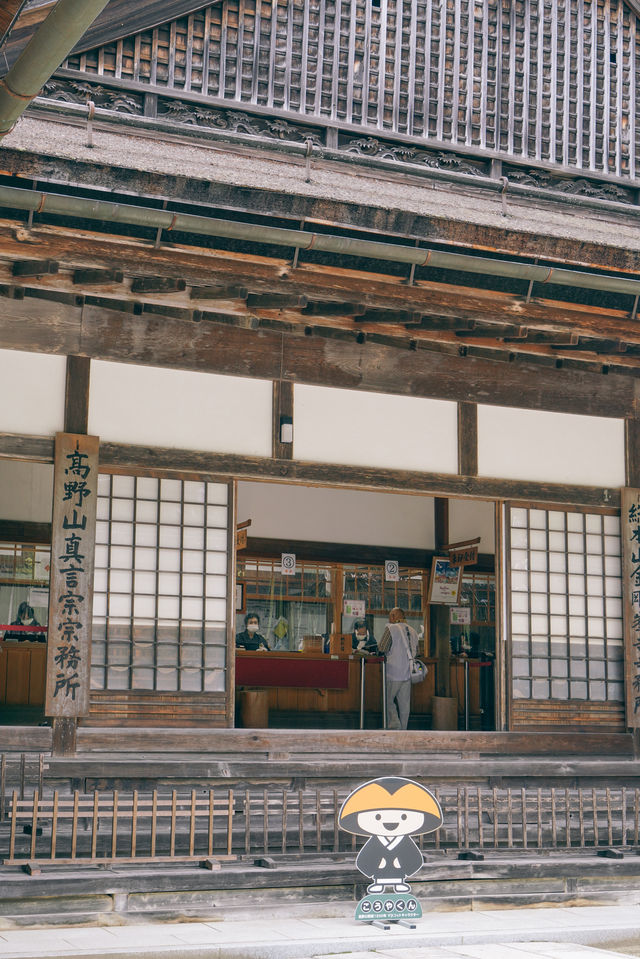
190,284 -> 248,300
73,268 -> 124,285
131,276 -> 187,294
247,293 -> 308,309
12,258 -> 58,276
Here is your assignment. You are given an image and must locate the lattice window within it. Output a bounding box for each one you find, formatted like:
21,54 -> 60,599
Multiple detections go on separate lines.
509,507 -> 624,703
238,558 -> 332,650
342,563 -> 426,614
61,0 -> 640,179
91,475 -> 229,692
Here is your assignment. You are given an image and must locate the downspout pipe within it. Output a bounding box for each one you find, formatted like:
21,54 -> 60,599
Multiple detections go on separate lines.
0,182 -> 639,299
0,0 -> 110,137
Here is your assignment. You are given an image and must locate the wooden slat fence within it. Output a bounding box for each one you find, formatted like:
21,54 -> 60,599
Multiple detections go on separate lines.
3,783 -> 640,866
0,753 -> 45,821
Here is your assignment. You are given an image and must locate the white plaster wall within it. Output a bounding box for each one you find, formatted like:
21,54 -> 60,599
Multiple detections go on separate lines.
0,460 -> 53,523
449,498 -> 495,553
88,361 -> 272,456
293,384 -> 458,473
0,349 -> 65,435
478,406 -> 625,488
238,481 -> 435,548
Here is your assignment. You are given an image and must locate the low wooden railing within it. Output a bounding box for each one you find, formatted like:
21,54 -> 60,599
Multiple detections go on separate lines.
3,784 -> 640,869
5,788 -> 235,868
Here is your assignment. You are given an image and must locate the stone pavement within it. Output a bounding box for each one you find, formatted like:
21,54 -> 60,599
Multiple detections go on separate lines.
1,904 -> 640,959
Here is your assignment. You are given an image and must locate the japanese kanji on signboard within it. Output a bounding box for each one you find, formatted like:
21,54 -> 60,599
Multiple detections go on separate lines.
45,433 -> 99,718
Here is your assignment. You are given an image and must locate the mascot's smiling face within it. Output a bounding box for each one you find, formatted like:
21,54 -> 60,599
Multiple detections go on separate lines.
356,808 -> 426,837
339,776 -> 443,837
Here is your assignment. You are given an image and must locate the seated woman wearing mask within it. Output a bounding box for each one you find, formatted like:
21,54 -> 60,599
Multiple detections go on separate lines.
351,618 -> 377,654
4,602 -> 44,642
236,612 -> 270,651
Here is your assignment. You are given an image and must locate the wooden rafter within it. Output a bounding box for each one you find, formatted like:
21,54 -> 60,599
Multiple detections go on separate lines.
0,1 -> 220,69
0,0 -> 29,51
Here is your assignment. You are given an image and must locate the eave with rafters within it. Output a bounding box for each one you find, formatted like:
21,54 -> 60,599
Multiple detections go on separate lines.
1,0 -> 640,390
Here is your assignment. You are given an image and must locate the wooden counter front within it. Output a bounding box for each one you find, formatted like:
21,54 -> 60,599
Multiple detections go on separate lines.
236,650 -> 489,725
0,641 -> 47,706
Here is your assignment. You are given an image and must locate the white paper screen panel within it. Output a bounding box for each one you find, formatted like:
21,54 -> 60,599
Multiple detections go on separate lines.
0,349 -> 65,435
478,406 -> 625,487
294,385 -> 458,473
88,361 -> 272,456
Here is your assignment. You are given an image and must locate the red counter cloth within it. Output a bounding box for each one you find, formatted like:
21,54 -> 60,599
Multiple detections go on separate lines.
236,655 -> 350,689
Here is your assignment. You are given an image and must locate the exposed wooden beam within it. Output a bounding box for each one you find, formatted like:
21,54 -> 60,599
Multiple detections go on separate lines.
131,276 -> 187,294
0,292 -> 634,417
1,223 -> 640,348
405,317 -> 475,332
0,433 -> 620,507
73,267 -> 123,285
190,284 -> 248,300
503,331 -> 579,345
5,148 -> 640,281
245,536 -> 495,571
246,293 -> 309,309
302,301 -> 365,316
11,258 -> 58,277
455,325 -> 522,339
96,441 -> 619,509
0,519 -> 51,543
554,339 -> 628,355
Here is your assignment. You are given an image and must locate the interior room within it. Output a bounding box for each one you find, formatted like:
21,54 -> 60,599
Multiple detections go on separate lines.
235,481 -> 497,730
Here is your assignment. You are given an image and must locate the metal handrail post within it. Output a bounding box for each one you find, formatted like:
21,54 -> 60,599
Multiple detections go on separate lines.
359,656 -> 365,730
381,659 -> 387,729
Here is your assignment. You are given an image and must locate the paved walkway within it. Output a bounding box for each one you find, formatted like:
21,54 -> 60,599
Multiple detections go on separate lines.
1,905 -> 640,959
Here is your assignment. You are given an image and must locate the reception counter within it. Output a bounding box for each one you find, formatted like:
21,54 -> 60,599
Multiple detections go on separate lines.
235,650 -> 491,728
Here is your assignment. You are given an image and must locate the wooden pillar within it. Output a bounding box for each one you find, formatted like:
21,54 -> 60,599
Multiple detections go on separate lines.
273,380 -> 294,460
64,356 -> 91,436
226,480 -> 237,728
625,400 -> 640,752
433,498 -> 451,699
458,402 -> 478,476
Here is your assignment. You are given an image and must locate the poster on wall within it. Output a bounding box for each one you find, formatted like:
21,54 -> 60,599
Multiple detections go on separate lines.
344,599 -> 366,618
428,557 -> 462,605
622,488 -> 640,727
281,553 -> 296,576
450,606 -> 470,625
44,433 -> 99,718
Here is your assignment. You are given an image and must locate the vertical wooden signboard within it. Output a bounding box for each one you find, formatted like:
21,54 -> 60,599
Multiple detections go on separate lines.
45,433 -> 99,717
622,488 -> 640,728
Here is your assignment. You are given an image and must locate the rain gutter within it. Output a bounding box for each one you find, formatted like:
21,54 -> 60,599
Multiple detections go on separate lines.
0,0 -> 110,137
0,182 -> 639,298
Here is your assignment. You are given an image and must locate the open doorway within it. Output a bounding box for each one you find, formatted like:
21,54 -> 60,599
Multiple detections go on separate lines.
0,459 -> 52,725
235,481 -> 497,731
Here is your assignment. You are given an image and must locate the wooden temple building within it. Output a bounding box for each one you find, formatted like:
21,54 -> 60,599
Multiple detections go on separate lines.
0,0 -> 640,773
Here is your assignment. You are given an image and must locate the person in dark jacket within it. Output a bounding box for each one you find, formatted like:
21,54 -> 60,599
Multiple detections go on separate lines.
4,602 -> 43,642
351,618 -> 377,654
236,612 -> 270,651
